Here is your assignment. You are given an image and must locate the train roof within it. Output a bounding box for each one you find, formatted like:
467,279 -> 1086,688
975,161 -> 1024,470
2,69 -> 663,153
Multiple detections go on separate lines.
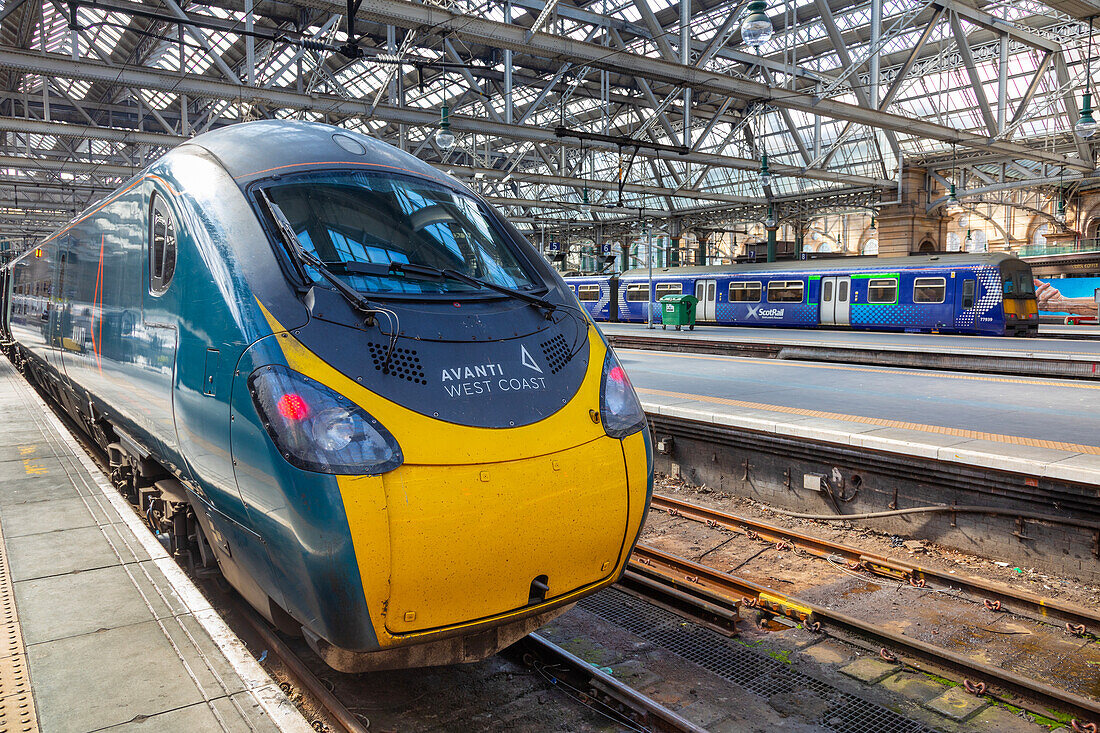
180,119 -> 464,190
614,252 -> 1025,279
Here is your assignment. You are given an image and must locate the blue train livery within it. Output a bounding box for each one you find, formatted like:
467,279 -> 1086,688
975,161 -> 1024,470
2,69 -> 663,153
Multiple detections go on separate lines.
565,253 -> 1038,336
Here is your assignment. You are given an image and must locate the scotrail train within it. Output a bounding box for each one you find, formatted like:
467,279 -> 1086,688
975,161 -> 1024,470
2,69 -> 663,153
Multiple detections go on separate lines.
566,253 -> 1039,336
0,120 -> 652,671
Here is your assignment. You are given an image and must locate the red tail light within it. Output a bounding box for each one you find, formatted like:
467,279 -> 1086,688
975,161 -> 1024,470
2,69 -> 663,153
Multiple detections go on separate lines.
277,393 -> 310,420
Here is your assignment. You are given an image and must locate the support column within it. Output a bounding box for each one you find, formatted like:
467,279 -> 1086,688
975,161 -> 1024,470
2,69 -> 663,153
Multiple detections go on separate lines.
766,225 -> 777,262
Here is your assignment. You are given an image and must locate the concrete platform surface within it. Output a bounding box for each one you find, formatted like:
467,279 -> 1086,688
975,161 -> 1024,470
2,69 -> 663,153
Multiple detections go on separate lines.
0,357 -> 310,733
601,322 -> 1100,362
622,347 -> 1100,484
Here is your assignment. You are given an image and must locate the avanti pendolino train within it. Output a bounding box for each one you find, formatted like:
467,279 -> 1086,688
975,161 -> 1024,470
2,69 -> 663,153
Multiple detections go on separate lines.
0,120 -> 652,671
565,253 -> 1039,336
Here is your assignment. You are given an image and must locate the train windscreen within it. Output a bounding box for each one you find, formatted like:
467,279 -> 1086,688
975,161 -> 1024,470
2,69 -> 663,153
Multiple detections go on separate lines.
1001,266 -> 1036,297
260,171 -> 537,295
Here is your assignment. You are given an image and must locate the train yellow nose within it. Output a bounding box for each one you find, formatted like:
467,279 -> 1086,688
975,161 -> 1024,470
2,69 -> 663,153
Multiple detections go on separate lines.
378,436 -> 630,634
330,436 -> 634,638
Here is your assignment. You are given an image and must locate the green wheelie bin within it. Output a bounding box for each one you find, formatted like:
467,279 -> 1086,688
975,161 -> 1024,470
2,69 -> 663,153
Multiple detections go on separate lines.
659,294 -> 699,331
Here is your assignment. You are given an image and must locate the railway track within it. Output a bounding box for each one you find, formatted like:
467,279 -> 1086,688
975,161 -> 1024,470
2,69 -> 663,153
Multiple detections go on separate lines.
651,494 -> 1099,634
512,634 -> 707,733
633,494 -> 1100,728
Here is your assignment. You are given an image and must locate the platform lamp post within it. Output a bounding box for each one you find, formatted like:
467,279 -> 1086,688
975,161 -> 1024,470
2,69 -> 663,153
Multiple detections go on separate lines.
1076,17 -> 1099,140
765,205 -> 778,262
645,215 -> 655,329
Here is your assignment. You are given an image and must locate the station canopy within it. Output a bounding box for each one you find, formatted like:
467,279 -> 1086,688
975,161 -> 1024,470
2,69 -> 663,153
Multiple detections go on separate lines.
0,0 -> 1096,238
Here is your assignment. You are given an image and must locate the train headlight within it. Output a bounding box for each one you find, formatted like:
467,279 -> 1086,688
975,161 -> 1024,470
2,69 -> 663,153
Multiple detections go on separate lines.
599,350 -> 646,439
248,365 -> 403,475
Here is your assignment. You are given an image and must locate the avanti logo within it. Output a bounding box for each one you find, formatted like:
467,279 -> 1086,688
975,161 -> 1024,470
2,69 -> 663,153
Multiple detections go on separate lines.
520,345 -> 543,373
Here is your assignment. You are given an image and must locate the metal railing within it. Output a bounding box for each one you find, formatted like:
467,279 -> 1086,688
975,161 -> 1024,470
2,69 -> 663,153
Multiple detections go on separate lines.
1017,239 -> 1100,257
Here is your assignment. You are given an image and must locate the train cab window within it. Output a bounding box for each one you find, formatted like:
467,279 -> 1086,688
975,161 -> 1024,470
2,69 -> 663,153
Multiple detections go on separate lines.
729,281 -> 762,302
867,278 -> 897,304
913,277 -> 946,303
767,280 -> 804,303
259,170 -> 536,295
577,284 -> 600,302
962,279 -> 976,308
1015,275 -> 1035,296
625,284 -> 649,301
149,194 -> 177,294
655,283 -> 682,299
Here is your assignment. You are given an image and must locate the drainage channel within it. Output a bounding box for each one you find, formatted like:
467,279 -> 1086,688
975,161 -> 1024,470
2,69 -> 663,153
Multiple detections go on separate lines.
578,589 -> 939,733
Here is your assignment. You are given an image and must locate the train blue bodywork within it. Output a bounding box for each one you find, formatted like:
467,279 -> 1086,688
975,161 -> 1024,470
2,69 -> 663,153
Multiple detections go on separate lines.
566,254 -> 1038,336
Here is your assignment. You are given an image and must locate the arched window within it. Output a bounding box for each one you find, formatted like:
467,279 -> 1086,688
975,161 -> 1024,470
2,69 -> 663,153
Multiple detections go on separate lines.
1031,223 -> 1048,249
946,232 -> 961,252
863,239 -> 879,255
967,230 -> 988,252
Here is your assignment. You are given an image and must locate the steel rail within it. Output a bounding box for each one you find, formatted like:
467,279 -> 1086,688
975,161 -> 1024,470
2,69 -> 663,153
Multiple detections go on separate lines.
515,633 -> 709,733
630,543 -> 1100,726
231,601 -> 370,733
651,494 -> 1100,632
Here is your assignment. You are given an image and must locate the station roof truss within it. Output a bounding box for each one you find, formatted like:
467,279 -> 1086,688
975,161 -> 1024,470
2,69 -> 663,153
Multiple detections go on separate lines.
0,0 -> 1099,239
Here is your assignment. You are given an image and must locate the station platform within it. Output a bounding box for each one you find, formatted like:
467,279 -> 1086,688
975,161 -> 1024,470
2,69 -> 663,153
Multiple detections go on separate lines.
623,346 -> 1100,580
0,358 -> 309,733
621,346 -> 1100,484
600,322 -> 1100,380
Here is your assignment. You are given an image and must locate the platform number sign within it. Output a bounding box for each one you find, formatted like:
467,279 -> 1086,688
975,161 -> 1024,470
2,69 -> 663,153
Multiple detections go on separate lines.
548,241 -> 561,252
601,243 -> 612,255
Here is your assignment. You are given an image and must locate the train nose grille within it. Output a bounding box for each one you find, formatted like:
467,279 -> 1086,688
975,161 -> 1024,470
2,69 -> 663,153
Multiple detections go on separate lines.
540,334 -> 572,374
367,343 -> 426,384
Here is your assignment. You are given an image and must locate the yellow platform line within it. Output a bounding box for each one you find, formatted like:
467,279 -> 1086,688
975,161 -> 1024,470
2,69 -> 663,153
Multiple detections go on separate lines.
637,386 -> 1100,456
643,330 -> 1100,358
621,349 -> 1100,391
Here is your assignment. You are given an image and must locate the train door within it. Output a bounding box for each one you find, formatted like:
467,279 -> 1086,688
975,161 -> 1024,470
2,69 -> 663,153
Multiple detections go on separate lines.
695,279 -> 717,321
819,276 -> 851,325
141,190 -> 182,461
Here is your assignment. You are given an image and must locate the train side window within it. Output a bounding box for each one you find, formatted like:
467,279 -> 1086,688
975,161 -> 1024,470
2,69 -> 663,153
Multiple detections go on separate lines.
767,280 -> 804,303
729,281 -> 762,302
962,279 -> 976,308
625,284 -> 649,301
577,284 -> 600,302
149,194 -> 177,294
655,283 -> 682,299
867,278 -> 897,304
913,277 -> 946,303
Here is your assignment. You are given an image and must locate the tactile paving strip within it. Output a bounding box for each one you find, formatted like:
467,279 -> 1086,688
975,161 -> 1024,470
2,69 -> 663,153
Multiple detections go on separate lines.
0,521 -> 37,733
580,589 -> 938,733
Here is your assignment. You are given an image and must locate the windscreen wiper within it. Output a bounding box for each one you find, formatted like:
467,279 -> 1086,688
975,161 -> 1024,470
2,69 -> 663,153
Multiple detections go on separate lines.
256,188 -> 379,321
341,260 -> 558,316
256,189 -> 405,367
